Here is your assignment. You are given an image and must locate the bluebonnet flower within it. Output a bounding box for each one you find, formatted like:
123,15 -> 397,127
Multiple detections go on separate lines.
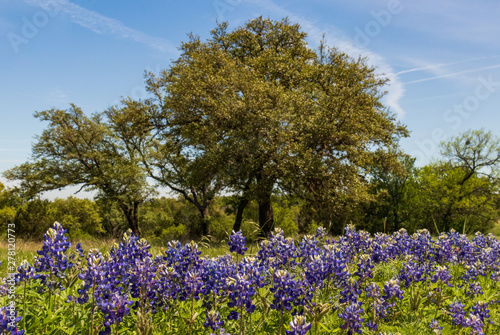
16,260 -> 35,283
339,301 -> 364,335
270,270 -> 301,312
238,256 -> 266,289
322,245 -> 350,287
179,270 -> 204,302
398,258 -> 429,287
259,228 -> 298,269
365,282 -> 381,299
0,279 -> 9,297
298,235 -> 320,267
467,282 -> 484,297
204,310 -> 224,332
201,255 -> 237,301
228,230 -> 247,256
431,266 -> 453,287
472,301 -> 491,325
227,310 -> 239,321
163,240 -> 202,275
128,257 -> 158,312
465,314 -> 484,335
448,300 -> 466,326
315,226 -> 327,239
226,274 -> 256,318
0,305 -> 24,335
75,242 -> 85,257
286,315 -> 311,335
354,254 -> 374,283
365,320 -> 378,331
462,261 -> 481,283
35,222 -> 73,289
156,264 -> 181,307
75,249 -> 107,304
210,328 -> 230,335
365,282 -> 394,322
340,278 -> 362,304
382,279 -> 404,300
429,319 -> 443,334
96,292 -> 133,335
304,254 -> 328,288
408,229 -> 436,263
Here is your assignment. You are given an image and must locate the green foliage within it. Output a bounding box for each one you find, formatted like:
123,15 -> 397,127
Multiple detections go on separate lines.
48,197 -> 105,239
13,198 -> 53,239
3,105 -> 154,235
8,197 -> 106,240
273,199 -> 299,237
417,163 -> 499,233
0,182 -> 21,233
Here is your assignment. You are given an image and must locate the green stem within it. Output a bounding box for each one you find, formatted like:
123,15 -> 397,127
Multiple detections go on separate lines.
72,300 -> 76,329
249,311 -> 253,335
314,292 -> 318,335
22,281 -> 27,331
240,306 -> 244,335
279,312 -> 283,335
189,294 -> 194,334
90,282 -> 96,335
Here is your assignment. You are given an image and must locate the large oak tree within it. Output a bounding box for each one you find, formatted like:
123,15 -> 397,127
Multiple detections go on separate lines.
143,17 -> 408,236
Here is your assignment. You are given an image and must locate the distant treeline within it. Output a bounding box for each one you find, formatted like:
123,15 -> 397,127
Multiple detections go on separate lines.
1,169 -> 499,242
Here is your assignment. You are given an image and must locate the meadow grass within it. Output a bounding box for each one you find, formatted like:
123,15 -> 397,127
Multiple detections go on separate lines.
0,237 -> 242,277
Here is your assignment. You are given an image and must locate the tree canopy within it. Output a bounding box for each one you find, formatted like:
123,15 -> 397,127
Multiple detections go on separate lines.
141,17 -> 408,235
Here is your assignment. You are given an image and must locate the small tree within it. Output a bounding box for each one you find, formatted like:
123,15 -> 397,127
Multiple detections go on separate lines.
4,105 -> 154,236
415,129 -> 500,233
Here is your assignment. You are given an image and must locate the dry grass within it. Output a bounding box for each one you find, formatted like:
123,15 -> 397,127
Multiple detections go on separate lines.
490,221 -> 500,237
0,237 -> 239,277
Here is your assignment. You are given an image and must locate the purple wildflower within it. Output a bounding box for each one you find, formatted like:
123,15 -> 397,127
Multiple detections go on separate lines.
228,231 -> 247,256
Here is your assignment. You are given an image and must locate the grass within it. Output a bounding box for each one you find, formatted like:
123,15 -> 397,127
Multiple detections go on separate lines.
0,237 -> 241,277
490,221 -> 500,237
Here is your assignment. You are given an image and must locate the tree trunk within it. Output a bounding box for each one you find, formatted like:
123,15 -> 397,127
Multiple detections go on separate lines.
232,198 -> 249,232
258,197 -> 274,237
441,205 -> 453,233
393,207 -> 399,232
121,203 -> 141,236
199,206 -> 211,236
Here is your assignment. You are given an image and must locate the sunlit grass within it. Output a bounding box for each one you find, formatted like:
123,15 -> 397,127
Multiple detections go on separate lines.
0,237 -> 242,276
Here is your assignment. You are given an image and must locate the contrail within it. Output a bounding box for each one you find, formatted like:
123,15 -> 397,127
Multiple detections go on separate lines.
23,0 -> 178,54
397,55 -> 500,75
404,64 -> 500,84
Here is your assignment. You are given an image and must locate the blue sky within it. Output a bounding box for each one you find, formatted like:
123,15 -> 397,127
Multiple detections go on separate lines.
1,0 -> 500,198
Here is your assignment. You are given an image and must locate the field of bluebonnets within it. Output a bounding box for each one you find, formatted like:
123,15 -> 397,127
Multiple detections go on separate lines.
2,222 -> 500,335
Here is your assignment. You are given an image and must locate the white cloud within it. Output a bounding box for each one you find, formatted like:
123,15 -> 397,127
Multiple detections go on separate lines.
23,0 -> 178,54
247,0 -> 407,118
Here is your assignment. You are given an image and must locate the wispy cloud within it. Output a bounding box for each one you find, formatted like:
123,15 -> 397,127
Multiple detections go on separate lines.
404,64 -> 500,85
397,55 -> 500,75
23,0 -> 178,54
246,0 -> 406,118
